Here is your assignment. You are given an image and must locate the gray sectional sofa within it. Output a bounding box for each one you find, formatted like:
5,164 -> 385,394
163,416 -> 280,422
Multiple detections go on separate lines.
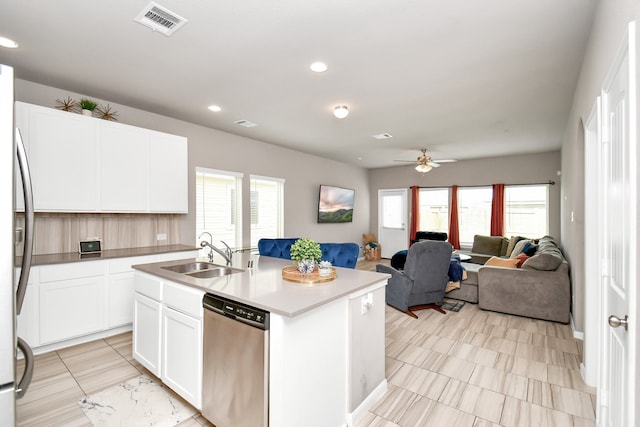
449,235 -> 571,323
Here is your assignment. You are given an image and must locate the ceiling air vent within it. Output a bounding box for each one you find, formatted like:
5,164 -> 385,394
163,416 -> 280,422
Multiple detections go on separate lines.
234,120 -> 259,128
372,133 -> 393,140
134,2 -> 187,36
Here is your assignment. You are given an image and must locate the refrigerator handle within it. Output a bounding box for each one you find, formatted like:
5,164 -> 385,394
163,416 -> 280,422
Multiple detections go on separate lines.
15,128 -> 34,315
15,337 -> 33,399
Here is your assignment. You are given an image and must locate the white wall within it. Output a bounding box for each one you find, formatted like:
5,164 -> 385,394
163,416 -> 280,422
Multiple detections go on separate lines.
560,0 -> 640,334
15,79 -> 371,251
368,151 -> 562,242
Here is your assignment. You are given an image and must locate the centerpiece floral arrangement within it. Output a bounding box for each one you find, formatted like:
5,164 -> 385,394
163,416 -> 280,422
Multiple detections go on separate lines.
290,237 -> 322,273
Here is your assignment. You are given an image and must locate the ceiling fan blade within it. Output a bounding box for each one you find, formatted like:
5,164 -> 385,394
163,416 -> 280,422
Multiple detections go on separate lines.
427,161 -> 440,168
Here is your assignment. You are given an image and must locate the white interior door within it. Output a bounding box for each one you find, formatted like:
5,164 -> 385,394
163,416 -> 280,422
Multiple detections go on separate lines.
599,22 -> 637,427
378,189 -> 408,258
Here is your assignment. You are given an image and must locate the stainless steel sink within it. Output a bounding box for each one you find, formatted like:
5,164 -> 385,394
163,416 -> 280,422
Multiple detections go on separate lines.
161,261 -> 243,278
187,267 -> 244,279
161,262 -> 222,274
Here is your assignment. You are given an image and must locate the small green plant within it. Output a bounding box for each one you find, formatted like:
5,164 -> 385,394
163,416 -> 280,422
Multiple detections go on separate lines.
79,98 -> 98,111
290,237 -> 322,261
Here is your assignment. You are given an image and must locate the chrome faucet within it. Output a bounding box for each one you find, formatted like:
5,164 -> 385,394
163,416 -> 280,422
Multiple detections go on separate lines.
198,232 -> 232,265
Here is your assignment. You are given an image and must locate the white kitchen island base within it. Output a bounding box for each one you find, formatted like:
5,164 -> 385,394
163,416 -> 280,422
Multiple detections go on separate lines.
269,282 -> 387,427
132,254 -> 389,427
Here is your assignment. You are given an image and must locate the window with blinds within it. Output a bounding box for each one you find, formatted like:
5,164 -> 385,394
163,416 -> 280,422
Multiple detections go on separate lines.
457,187 -> 493,246
418,187 -> 449,233
250,175 -> 284,246
195,167 -> 243,249
504,185 -> 549,238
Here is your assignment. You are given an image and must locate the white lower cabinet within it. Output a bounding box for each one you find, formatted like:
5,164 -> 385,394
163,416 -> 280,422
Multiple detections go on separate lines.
16,251 -> 197,352
107,272 -> 135,328
133,292 -> 162,377
133,271 -> 204,409
40,276 -> 105,345
162,306 -> 202,408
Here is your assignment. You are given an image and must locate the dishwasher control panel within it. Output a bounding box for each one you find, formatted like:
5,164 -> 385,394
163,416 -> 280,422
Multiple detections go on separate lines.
203,293 -> 269,330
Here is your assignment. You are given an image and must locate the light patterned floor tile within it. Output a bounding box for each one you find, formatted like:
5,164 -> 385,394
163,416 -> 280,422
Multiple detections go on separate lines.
501,396 -> 550,427
388,363 -> 450,400
400,397 -> 476,427
549,384 -> 595,420
74,359 -> 141,395
457,384 -> 506,424
468,364 -> 528,400
370,384 -> 418,423
548,365 -> 596,394
432,354 -> 477,383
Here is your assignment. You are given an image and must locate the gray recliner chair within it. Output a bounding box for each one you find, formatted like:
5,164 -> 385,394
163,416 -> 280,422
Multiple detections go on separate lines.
376,240 -> 453,318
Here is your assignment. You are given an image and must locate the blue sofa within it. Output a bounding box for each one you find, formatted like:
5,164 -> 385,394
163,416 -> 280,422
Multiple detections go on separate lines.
257,238 -> 360,268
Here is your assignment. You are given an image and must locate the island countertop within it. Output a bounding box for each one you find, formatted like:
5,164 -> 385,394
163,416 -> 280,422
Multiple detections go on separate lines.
132,252 -> 389,317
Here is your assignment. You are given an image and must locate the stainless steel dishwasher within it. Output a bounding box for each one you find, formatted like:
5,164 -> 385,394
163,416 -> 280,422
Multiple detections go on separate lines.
202,293 -> 270,427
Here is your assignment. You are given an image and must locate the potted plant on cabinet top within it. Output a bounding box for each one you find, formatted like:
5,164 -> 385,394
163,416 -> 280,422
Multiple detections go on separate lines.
79,98 -> 98,116
290,237 -> 322,274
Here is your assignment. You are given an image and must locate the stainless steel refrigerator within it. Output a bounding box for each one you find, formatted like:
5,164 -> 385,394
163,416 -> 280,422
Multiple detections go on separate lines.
1,64 -> 35,425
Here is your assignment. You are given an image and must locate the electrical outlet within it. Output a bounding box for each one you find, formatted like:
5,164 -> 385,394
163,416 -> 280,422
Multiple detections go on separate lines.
157,233 -> 167,241
361,293 -> 373,315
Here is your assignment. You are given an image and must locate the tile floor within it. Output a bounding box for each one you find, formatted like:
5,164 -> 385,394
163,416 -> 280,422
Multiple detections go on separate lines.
16,293 -> 596,427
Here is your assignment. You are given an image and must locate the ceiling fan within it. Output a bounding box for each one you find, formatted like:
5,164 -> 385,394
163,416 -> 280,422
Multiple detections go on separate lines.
395,148 -> 442,173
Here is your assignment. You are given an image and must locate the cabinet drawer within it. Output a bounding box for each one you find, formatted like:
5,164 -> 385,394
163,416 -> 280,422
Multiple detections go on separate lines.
163,281 -> 204,318
39,260 -> 105,283
134,272 -> 163,301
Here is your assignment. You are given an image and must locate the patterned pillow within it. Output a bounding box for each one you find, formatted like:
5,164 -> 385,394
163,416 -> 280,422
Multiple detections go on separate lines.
509,239 -> 531,258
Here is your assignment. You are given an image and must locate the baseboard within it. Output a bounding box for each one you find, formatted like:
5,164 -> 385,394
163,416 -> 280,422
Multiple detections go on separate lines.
570,312 -> 584,340
346,379 -> 388,426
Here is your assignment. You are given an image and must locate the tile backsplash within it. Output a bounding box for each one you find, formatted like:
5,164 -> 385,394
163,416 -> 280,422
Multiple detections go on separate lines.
15,213 -> 183,255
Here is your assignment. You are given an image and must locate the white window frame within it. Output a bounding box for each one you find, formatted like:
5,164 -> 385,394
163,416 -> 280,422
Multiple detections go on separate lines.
195,167 -> 243,249
249,174 -> 285,246
504,184 -> 549,238
418,187 -> 449,234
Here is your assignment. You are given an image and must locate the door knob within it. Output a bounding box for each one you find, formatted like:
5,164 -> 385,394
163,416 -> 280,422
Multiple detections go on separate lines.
608,314 -> 629,331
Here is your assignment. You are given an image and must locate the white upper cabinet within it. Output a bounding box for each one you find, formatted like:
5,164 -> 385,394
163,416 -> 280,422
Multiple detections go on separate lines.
16,102 -> 100,211
15,102 -> 188,213
148,130 -> 188,213
100,122 -> 150,211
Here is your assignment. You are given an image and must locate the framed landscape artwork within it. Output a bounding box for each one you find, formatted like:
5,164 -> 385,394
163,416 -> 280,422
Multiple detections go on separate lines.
318,185 -> 355,223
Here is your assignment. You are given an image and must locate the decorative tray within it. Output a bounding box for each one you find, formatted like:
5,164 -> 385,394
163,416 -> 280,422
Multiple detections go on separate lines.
281,265 -> 336,284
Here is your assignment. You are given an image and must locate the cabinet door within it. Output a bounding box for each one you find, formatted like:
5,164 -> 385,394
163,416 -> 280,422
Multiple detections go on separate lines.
17,102 -> 100,211
133,292 -> 162,376
39,276 -> 105,344
148,131 -> 188,213
107,272 -> 134,328
100,122 -> 149,211
162,306 -> 202,409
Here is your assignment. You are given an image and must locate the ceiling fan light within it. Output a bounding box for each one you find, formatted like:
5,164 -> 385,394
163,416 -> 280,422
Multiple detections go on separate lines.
333,105 -> 349,119
415,164 -> 432,173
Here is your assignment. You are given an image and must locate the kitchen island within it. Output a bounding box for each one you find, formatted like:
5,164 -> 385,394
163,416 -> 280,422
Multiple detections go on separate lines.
132,252 -> 389,427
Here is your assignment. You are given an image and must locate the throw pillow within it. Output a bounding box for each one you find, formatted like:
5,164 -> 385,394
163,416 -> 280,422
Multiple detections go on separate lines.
509,239 -> 531,258
514,253 -> 529,268
485,256 -> 520,268
505,236 -> 525,257
521,241 -> 538,256
522,253 -> 563,271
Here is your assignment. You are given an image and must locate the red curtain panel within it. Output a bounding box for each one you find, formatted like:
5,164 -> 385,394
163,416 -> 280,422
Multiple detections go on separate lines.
448,185 -> 460,249
410,186 -> 420,245
491,183 -> 505,236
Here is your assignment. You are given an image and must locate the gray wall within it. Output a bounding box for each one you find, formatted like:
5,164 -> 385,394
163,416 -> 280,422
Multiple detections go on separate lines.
368,151 -> 562,243
15,79 -> 371,251
560,1 -> 640,333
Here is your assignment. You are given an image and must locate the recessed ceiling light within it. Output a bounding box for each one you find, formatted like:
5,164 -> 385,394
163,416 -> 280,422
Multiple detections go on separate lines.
309,61 -> 328,73
0,36 -> 19,49
208,105 -> 222,112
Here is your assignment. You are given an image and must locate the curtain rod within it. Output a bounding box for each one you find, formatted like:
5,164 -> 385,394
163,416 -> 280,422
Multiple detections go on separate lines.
414,180 -> 555,189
